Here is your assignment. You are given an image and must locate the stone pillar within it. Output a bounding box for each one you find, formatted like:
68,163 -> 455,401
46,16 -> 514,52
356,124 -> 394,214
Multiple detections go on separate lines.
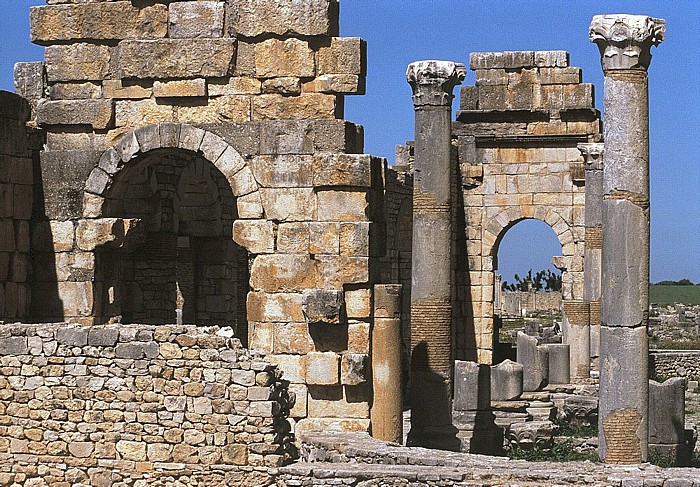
590,14 -> 665,464
405,60 -> 465,449
578,142 -> 604,372
562,300 -> 590,380
371,284 -> 403,444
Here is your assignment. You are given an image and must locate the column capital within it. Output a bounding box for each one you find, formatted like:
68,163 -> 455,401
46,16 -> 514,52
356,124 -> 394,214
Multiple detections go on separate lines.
406,60 -> 466,108
578,142 -> 604,171
589,15 -> 665,71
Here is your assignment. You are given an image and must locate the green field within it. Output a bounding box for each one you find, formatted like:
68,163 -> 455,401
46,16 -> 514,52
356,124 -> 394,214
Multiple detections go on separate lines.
649,285 -> 700,305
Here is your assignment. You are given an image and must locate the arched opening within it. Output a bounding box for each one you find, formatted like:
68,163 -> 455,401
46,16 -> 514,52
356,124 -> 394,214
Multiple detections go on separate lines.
493,218 -> 563,362
95,148 -> 249,342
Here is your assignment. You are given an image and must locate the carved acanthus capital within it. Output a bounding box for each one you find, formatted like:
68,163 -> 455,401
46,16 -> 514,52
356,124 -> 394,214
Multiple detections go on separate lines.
589,15 -> 665,71
578,142 -> 604,171
406,60 -> 466,108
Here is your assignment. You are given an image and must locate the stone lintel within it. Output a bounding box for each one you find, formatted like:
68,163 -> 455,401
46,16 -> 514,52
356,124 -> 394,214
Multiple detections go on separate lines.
578,142 -> 604,171
406,60 -> 466,108
589,15 -> 665,71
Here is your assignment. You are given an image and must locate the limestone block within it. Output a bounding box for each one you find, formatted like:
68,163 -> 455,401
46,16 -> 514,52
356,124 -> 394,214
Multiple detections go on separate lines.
289,383 -> 308,417
250,155 -> 314,188
249,322 -> 273,354
277,223 -> 310,253
307,386 -> 369,418
39,150 -> 101,220
649,378 -> 685,445
490,359 -> 523,401
103,80 -> 152,100
236,191 -> 264,219
547,344 -> 571,385
254,39 -> 315,78
306,352 -> 340,385
250,254 -> 319,292
317,191 -> 368,221
517,332 -> 549,392
345,288 -> 370,319
57,281 -> 94,317
316,256 -> 369,289
318,38 -> 366,76
272,323 -> 314,355
209,77 -> 261,96
36,99 -> 114,130
232,219 -> 274,254
303,74 -> 364,95
49,82 -> 102,100
312,154 -> 374,188
262,77 -> 301,95
30,220 -> 74,253
340,222 -> 369,257
309,222 -> 340,255
247,292 -> 304,323
0,336 -> 28,355
114,99 -> 174,129
14,62 -> 45,105
252,94 -> 338,121
75,218 -> 133,251
258,119 -> 363,155
269,354 -> 307,384
534,51 -> 569,68
118,39 -> 236,79
341,353 -> 368,385
233,0 -> 337,37
169,1 -> 224,38
348,321 -> 370,354
30,2 -> 168,44
44,44 -> 109,82
260,188 -> 316,222
153,79 -> 207,98
539,67 -> 582,85
302,289 -> 344,324
177,96 -> 251,125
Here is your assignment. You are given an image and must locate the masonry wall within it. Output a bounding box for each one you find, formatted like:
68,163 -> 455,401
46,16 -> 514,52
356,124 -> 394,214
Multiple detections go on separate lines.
454,51 -> 601,363
0,324 -> 291,485
0,92 -> 33,322
649,350 -> 700,382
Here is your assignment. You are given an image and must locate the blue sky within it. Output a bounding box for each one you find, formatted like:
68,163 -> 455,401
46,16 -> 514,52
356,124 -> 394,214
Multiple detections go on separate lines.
1,1 -> 698,284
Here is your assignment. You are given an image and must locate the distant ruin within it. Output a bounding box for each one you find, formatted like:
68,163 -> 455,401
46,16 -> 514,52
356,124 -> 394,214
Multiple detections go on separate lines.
0,1 -> 695,485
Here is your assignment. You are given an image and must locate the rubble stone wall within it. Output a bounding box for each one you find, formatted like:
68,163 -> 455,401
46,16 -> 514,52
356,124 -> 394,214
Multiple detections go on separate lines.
649,350 -> 700,382
455,51 -> 601,363
0,92 -> 33,321
0,323 -> 292,485
501,291 -> 562,316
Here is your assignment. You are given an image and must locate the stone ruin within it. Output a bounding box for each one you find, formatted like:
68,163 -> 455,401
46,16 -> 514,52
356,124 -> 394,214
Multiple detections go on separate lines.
0,1 -> 695,484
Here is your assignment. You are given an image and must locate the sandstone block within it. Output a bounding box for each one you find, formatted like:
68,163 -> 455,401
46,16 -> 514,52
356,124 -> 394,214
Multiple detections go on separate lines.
534,51 -> 569,68
306,352 -> 340,385
251,254 -> 319,292
0,336 -> 28,355
172,444 -> 198,463
37,99 -> 114,129
340,222 -> 369,256
259,119 -> 363,155
345,289 -> 371,319
247,292 -> 304,323
341,353 -> 368,385
277,222 -> 310,253
39,150 -> 102,220
250,155 -> 314,188
14,62 -> 45,105
31,2 -> 168,44
318,37 -> 366,75
32,220 -> 74,253
249,322 -> 273,354
307,386 -> 369,418
115,99 -> 174,129
153,79 -> 207,98
232,219 -> 274,254
269,354 -> 307,384
289,383 -> 308,417
68,441 -> 93,458
49,82 -> 102,100
169,1 -> 224,38
45,44 -> 110,82
221,444 -> 247,465
316,256 -> 369,289
103,80 -> 152,100
147,443 -> 172,462
303,74 -> 364,95
262,77 -> 302,95
255,39 -> 314,78
252,94 -> 338,121
236,191 -> 264,219
208,77 -> 261,96
311,154 -> 374,188
302,289 -> 344,325
118,39 -> 236,79
116,440 -> 146,462
260,188 -> 316,222
317,190 -> 368,221
233,0 -> 337,37
76,218 -> 134,251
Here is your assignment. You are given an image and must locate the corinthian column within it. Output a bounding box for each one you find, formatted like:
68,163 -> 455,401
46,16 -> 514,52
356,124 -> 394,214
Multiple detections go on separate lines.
578,142 -> 604,371
406,60 -> 465,450
589,14 -> 665,464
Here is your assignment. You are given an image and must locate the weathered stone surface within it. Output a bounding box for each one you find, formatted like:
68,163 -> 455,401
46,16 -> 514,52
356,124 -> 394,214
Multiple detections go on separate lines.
303,74 -> 364,94
169,1 -> 224,38
232,0 -> 337,37
247,291 -> 304,323
260,188 -> 316,222
255,39 -> 315,78
345,288 -> 371,319
45,44 -> 110,82
517,332 -> 549,392
250,155 -> 313,188
250,254 -> 319,292
454,361 -> 491,411
547,343 -> 570,385
341,353 -> 368,385
118,39 -> 236,79
316,190 -> 367,221
153,79 -> 207,98
37,99 -> 114,129
13,62 -> 45,105
306,352 -> 340,385
302,290 -> 344,325
49,82 -> 102,100
103,80 -> 152,100
252,94 -> 338,121
490,359 -> 523,401
30,2 -> 168,44
262,77 -> 301,95
233,220 -> 274,254
318,37 -> 366,75
649,378 -> 684,445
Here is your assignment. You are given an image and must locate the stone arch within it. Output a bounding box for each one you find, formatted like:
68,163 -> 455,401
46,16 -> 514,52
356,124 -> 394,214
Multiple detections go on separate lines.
83,123 -> 260,219
81,124 -> 259,337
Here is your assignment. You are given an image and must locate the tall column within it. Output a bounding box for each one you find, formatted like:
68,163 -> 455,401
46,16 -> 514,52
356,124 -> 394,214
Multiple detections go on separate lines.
578,142 -> 604,372
405,60 -> 465,449
590,14 -> 665,464
371,284 -> 403,444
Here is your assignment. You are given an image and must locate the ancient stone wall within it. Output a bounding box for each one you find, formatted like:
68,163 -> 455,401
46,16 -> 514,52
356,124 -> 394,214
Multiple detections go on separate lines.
649,350 -> 700,382
15,0 -> 382,436
455,51 -> 601,363
501,291 -> 562,317
0,92 -> 33,321
0,323 -> 291,485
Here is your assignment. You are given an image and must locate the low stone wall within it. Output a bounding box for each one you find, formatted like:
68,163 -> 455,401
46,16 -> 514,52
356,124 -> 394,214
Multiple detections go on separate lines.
501,291 -> 562,317
650,349 -> 700,382
0,323 -> 293,486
